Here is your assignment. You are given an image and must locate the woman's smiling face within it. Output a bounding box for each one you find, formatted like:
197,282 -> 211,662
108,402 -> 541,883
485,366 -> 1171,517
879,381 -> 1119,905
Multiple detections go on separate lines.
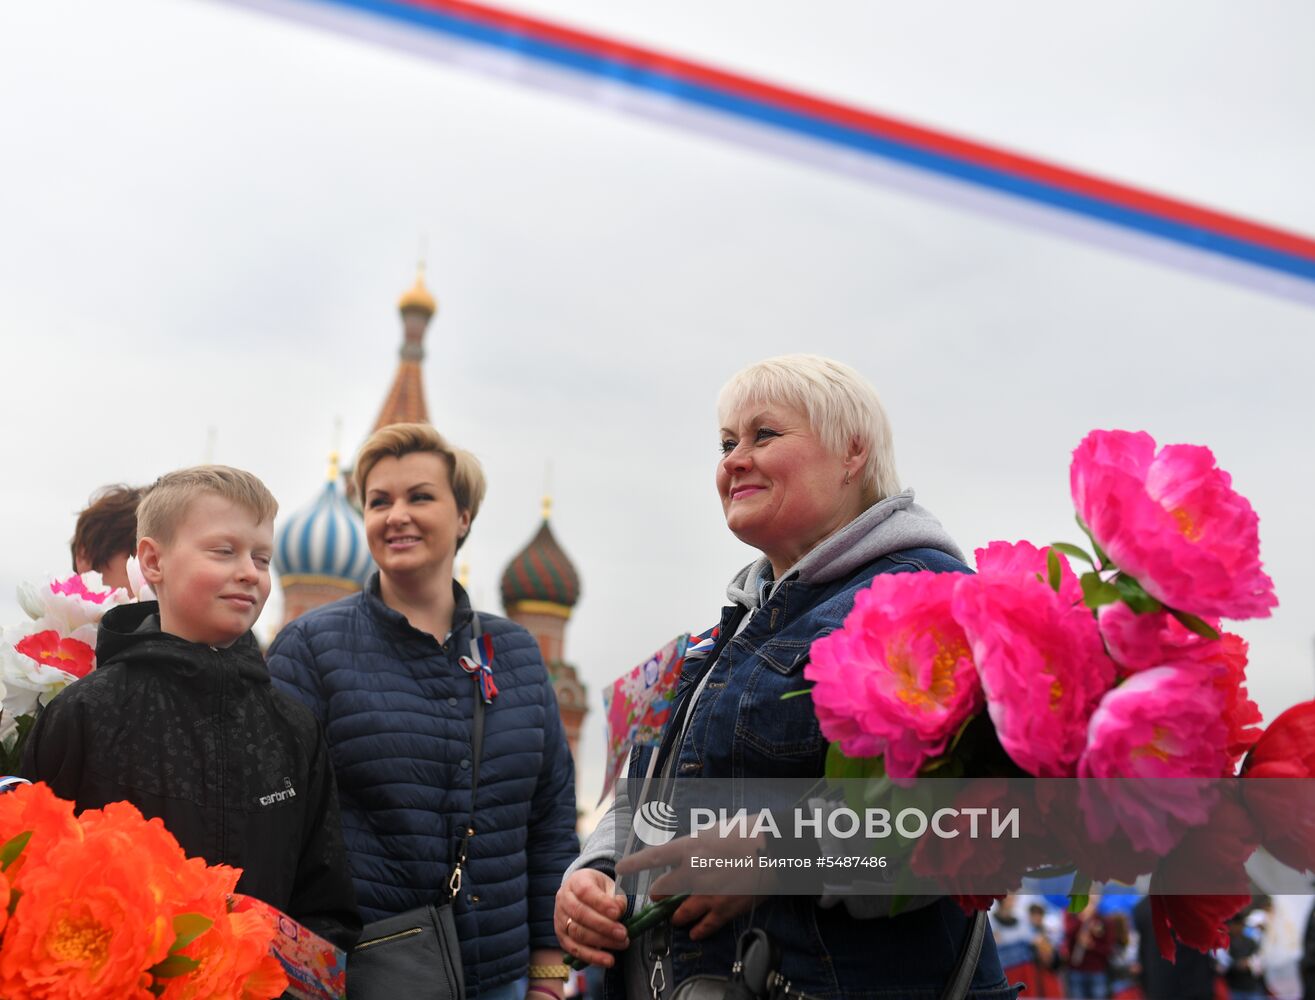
716,400 -> 866,577
363,451 -> 470,583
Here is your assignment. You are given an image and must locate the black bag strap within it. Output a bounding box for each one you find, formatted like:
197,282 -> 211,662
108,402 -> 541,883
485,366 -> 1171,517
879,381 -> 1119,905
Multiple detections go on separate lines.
446,611 -> 487,901
938,908 -> 988,1000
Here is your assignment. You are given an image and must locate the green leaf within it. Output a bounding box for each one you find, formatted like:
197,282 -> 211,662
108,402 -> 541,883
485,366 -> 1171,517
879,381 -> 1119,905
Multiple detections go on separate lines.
1167,608 -> 1221,641
170,913 -> 214,952
150,954 -> 202,980
1113,574 -> 1162,614
0,831 -> 32,872
1079,573 -> 1120,610
1050,542 -> 1094,566
1046,549 -> 1063,593
825,743 -> 886,782
8,888 -> 21,919
779,688 -> 813,701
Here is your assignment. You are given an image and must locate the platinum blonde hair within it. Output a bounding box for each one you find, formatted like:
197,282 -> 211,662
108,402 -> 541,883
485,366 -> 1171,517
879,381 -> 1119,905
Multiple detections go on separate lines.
716,354 -> 900,502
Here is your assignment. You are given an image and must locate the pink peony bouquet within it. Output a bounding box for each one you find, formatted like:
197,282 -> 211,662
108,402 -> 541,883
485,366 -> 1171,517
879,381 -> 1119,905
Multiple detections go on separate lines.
0,565 -> 151,773
803,429 -> 1301,958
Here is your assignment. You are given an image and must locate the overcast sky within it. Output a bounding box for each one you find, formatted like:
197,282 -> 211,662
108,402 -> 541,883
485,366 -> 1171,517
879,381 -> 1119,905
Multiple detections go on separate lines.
2,0 -> 1312,803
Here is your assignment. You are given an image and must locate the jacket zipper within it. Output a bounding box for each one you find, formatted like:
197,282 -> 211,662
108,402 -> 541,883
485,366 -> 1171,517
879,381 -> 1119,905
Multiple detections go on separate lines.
215,646 -> 227,863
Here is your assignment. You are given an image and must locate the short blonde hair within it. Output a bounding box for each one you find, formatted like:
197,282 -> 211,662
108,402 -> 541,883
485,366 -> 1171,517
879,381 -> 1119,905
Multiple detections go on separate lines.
137,466 -> 278,545
354,423 -> 486,549
717,354 -> 900,502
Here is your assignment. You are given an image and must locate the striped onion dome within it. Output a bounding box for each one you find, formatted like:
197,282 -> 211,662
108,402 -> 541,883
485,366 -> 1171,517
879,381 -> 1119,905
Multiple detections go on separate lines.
275,455 -> 374,589
500,498 -> 580,611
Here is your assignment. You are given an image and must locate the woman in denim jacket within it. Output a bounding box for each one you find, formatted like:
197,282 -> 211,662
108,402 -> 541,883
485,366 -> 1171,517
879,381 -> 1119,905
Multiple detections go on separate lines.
556,355 -> 1016,999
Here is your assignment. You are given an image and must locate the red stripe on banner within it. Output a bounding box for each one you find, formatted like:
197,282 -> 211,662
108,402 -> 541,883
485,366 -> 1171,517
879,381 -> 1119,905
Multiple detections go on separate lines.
392,0 -> 1315,263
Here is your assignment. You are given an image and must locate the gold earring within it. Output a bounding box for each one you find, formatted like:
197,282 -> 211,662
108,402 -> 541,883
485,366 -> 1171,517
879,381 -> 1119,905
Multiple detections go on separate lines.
844,471 -> 853,485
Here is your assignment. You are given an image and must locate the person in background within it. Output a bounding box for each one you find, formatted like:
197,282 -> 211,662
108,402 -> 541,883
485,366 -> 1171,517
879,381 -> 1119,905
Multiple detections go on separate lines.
1026,902 -> 1063,998
1223,911 -> 1266,1000
22,466 -> 360,948
556,354 -> 1014,999
268,423 -> 578,1000
1063,897 -> 1113,999
1133,894 -> 1219,1000
991,896 -> 1044,995
70,483 -> 144,590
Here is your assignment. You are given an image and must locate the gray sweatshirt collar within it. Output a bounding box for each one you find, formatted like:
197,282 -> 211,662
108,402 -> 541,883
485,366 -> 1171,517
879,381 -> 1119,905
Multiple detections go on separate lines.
725,488 -> 965,611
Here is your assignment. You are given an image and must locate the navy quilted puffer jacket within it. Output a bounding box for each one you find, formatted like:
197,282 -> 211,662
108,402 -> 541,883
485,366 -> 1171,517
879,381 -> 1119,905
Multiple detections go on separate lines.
267,574 -> 578,995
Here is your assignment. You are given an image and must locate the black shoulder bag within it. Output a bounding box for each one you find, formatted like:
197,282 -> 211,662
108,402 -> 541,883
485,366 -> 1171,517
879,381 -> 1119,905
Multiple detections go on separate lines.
346,613 -> 490,1000
671,912 -> 989,1000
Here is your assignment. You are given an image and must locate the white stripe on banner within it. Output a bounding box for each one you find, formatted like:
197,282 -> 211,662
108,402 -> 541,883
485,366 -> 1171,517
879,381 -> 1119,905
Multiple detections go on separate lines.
217,0 -> 1315,306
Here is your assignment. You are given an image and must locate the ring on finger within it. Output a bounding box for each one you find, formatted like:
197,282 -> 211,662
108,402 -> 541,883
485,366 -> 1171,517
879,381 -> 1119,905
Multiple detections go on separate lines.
565,917 -> 574,938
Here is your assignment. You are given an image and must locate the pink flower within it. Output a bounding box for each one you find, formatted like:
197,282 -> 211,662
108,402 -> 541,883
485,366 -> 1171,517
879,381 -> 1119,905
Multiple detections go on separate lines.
1079,666 -> 1232,852
1097,605 -> 1261,765
1070,429 -> 1276,620
806,572 -> 982,782
951,549 -> 1114,777
975,540 -> 1082,607
1082,666 -> 1233,779
49,574 -> 114,605
1097,603 -> 1216,674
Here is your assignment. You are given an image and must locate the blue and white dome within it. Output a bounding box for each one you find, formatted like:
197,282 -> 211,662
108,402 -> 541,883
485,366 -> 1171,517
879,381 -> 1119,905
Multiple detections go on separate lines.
274,461 -> 373,589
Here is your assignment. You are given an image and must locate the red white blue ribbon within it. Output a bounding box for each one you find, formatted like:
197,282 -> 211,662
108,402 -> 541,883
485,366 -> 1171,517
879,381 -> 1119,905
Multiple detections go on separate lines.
461,632 -> 498,704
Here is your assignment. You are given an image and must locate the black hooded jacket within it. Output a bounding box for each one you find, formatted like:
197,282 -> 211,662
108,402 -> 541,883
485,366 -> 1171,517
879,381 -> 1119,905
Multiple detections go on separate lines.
19,601 -> 361,949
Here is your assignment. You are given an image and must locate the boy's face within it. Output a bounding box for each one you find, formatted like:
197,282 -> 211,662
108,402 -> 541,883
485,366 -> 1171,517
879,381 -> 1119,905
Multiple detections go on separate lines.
140,494 -> 274,647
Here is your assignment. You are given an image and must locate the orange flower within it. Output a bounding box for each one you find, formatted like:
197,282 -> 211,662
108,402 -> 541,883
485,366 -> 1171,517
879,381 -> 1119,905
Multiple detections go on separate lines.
158,907 -> 287,1000
0,868 -> 11,938
0,781 -> 81,878
0,788 -> 287,999
0,800 -> 177,999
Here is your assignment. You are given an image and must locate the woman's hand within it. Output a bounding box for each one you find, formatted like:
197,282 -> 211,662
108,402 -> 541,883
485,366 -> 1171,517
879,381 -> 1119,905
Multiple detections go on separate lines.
555,869 -> 628,968
616,831 -> 767,942
669,894 -> 756,941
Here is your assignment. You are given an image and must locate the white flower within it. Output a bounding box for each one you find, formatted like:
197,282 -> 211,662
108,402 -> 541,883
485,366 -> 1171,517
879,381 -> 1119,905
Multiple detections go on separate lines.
0,624 -> 79,717
125,556 -> 156,601
16,579 -> 46,620
15,571 -> 132,636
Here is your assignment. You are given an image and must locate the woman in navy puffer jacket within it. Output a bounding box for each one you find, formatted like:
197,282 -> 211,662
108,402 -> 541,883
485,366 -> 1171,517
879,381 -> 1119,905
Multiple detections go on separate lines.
269,423 -> 578,1000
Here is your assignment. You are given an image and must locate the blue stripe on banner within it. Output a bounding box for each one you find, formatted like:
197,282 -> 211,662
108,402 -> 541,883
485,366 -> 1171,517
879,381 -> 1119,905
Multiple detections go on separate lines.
308,0 -> 1315,283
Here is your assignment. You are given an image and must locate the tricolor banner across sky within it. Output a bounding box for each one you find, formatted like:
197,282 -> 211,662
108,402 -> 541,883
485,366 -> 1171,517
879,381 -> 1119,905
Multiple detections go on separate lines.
229,0 -> 1315,304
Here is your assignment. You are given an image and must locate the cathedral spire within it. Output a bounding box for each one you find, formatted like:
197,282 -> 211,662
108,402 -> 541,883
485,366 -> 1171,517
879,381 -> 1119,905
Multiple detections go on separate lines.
373,264 -> 435,431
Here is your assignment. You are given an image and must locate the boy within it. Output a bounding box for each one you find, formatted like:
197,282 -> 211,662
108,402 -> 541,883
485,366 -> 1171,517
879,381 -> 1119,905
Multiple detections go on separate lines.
21,466 -> 361,949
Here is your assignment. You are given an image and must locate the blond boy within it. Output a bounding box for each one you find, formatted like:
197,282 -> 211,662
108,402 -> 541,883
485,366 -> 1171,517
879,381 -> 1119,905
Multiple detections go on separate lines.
21,466 -> 360,948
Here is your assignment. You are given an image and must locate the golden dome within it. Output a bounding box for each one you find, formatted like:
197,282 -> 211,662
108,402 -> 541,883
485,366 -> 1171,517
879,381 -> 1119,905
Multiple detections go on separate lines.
398,271 -> 437,315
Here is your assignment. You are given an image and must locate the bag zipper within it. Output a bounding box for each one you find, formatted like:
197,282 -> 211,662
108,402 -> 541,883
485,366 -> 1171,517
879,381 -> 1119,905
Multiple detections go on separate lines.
355,926 -> 425,951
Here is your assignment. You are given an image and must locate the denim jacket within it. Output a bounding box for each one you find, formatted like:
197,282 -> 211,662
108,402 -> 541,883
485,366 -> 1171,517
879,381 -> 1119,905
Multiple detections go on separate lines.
607,547 -> 1014,1000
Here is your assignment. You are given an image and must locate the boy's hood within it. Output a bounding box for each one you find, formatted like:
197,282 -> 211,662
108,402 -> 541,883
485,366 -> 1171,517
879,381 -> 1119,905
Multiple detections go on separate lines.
97,601 -> 267,680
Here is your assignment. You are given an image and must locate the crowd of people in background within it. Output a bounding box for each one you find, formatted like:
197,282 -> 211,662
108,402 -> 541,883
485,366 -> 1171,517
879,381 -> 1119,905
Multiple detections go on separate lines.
988,892 -> 1315,1000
